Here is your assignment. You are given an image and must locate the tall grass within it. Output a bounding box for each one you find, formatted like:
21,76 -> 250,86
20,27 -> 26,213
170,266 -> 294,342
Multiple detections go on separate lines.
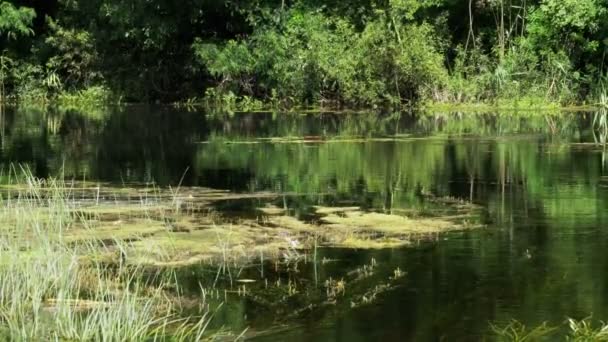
0,169 -> 212,340
492,318 -> 608,341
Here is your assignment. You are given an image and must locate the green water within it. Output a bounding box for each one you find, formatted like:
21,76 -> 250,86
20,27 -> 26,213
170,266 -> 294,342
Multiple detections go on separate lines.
3,105 -> 608,340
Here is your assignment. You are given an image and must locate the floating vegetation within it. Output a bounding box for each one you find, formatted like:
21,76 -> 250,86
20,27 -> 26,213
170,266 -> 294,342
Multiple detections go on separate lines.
321,210 -> 454,233
12,182 -> 481,267
0,170 -> 485,339
129,203 -> 479,266
204,135 -> 452,146
258,204 -> 287,215
316,206 -> 479,250
313,206 -> 360,215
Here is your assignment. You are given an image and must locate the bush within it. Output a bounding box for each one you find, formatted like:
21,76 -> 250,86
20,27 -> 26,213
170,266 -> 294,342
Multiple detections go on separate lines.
193,6 -> 447,108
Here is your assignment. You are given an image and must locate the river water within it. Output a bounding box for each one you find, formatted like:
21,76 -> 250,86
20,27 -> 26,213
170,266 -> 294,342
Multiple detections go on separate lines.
3,105 -> 608,340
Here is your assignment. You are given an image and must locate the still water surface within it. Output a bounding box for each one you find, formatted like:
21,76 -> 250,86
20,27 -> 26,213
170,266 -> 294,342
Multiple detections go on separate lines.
3,106 -> 608,340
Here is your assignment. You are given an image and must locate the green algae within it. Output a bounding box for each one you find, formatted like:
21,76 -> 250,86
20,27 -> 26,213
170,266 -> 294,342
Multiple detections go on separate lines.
65,219 -> 167,242
312,206 -> 360,215
257,205 -> 287,216
335,236 -> 411,249
320,211 -> 457,234
1,181 -> 481,267
120,202 -> 480,266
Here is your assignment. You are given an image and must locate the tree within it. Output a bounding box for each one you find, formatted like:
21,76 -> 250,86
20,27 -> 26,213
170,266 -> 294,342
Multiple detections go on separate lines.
526,0 -> 607,65
0,1 -> 35,39
0,2 -> 35,102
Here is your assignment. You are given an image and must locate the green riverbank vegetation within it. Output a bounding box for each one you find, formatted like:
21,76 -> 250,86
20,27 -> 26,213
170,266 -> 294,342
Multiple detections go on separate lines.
2,0 -> 608,109
0,174 -> 216,340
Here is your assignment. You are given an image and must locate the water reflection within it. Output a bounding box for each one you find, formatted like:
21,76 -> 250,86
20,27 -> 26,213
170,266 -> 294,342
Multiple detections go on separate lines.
2,105 -> 608,339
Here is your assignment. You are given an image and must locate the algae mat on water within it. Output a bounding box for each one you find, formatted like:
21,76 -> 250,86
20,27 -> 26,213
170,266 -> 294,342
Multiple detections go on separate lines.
0,181 -> 481,266
38,184 -> 483,267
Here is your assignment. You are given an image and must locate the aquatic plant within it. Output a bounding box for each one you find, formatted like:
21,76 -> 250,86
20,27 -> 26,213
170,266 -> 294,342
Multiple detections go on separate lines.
492,318 -> 608,341
0,170 -> 213,340
491,320 -> 557,341
566,317 -> 608,341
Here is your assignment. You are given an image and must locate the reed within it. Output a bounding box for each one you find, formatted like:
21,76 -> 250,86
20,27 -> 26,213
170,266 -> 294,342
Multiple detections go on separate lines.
0,168 -> 212,340
492,318 -> 608,341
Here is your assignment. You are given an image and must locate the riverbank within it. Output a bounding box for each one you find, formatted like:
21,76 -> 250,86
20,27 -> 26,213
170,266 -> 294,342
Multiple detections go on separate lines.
1,82 -> 605,115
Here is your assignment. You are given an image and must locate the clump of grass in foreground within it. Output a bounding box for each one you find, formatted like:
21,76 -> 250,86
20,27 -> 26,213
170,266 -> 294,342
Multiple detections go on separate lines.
492,318 -> 608,341
0,170 -> 213,340
566,318 -> 608,341
491,320 -> 557,341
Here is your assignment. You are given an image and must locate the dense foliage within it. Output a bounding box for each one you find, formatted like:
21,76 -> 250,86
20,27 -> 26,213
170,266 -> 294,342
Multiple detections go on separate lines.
2,0 -> 608,107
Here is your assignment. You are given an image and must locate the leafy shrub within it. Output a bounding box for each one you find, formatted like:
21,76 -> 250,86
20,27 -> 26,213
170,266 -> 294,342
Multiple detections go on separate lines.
193,5 -> 447,108
44,19 -> 102,90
